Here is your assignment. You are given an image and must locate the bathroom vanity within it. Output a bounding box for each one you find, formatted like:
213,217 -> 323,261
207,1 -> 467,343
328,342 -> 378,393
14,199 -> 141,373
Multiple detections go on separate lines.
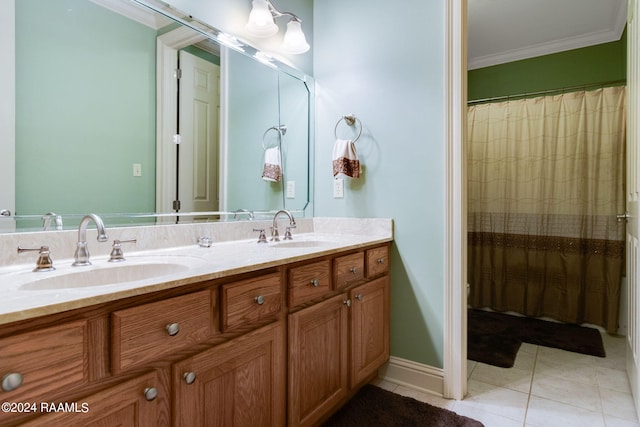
0,218 -> 391,426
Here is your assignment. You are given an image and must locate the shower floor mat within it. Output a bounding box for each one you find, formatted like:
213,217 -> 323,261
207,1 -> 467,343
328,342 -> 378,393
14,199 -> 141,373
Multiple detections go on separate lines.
468,309 -> 606,368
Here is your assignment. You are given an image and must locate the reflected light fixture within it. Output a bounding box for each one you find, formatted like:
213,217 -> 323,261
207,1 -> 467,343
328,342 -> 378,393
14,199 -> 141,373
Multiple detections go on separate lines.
245,0 -> 310,54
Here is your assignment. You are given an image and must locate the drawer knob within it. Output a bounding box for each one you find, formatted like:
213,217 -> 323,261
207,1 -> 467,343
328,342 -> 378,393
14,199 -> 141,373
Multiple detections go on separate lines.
343,299 -> 352,308
377,258 -> 385,264
355,294 -> 363,302
254,295 -> 265,305
1,373 -> 23,392
310,279 -> 320,287
183,372 -> 197,385
165,322 -> 180,336
144,387 -> 158,401
350,267 -> 358,274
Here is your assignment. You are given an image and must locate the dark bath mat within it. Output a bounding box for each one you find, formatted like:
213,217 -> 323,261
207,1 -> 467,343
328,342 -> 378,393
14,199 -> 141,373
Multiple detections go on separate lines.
323,384 -> 484,427
468,309 -> 606,368
468,330 -> 522,368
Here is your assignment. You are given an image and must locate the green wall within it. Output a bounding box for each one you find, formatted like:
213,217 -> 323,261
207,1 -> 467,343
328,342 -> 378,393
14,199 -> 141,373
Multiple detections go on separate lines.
16,0 -> 157,219
225,49 -> 311,213
225,49 -> 282,212
314,0 -> 446,367
468,31 -> 627,102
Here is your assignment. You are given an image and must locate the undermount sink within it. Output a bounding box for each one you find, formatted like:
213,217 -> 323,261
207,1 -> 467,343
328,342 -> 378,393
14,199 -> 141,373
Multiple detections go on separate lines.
268,239 -> 334,249
18,258 -> 200,291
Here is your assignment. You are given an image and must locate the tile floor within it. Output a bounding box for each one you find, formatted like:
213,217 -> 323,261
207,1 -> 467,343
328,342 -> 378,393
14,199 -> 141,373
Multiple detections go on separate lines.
374,332 -> 640,426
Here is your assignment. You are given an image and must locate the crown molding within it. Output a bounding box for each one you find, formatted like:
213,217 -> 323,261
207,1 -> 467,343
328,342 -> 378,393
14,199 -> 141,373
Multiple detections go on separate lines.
468,1 -> 627,70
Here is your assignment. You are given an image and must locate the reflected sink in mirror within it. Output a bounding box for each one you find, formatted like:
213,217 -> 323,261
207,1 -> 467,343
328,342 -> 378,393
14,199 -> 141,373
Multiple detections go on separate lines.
18,256 -> 205,291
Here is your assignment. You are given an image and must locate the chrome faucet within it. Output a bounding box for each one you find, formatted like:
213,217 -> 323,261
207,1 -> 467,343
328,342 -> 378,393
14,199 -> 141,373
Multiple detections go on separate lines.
271,210 -> 296,242
233,209 -> 255,220
42,212 -> 63,231
72,214 -> 108,266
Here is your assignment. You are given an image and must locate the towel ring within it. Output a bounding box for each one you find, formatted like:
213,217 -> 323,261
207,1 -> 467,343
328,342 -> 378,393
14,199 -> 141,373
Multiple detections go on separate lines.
334,114 -> 362,143
262,125 -> 287,150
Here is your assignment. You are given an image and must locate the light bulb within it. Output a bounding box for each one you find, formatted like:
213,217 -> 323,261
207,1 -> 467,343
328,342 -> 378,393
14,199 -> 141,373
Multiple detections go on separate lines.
281,19 -> 310,54
246,0 -> 278,37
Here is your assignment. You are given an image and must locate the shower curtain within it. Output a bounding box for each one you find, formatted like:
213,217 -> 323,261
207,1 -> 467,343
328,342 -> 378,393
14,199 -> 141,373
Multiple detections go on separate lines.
467,86 -> 626,333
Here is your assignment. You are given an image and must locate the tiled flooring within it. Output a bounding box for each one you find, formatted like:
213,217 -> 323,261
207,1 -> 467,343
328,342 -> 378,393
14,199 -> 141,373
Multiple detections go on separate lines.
374,332 -> 640,426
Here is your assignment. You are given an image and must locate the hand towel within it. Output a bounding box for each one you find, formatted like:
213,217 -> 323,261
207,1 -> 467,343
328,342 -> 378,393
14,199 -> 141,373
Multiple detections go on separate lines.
332,139 -> 360,178
262,146 -> 282,182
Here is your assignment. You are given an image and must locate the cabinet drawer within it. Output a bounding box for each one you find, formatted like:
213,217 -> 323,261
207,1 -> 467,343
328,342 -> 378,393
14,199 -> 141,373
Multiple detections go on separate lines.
0,320 -> 88,402
111,290 -> 213,373
333,252 -> 365,290
21,370 -> 161,427
288,260 -> 331,307
221,272 -> 282,332
366,246 -> 389,277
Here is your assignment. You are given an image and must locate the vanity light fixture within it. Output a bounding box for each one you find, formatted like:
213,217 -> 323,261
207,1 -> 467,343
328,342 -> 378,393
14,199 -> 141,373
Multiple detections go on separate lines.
245,0 -> 310,54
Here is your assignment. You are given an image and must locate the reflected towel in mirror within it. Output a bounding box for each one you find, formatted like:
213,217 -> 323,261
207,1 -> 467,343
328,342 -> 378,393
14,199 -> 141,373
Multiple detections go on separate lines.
262,146 -> 282,182
332,139 -> 360,178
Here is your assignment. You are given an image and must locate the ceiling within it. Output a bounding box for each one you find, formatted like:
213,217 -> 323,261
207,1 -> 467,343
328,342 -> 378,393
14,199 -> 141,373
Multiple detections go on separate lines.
467,0 -> 628,70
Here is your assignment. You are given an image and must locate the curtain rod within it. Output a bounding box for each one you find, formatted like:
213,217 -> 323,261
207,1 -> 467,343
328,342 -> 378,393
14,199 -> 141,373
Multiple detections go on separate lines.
467,79 -> 627,106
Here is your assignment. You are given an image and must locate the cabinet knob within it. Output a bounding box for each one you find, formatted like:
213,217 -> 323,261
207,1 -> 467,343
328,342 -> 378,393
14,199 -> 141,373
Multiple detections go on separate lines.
310,279 -> 320,287
183,372 -> 197,385
349,267 -> 358,274
165,322 -> 180,336
343,299 -> 352,308
355,294 -> 363,302
1,373 -> 23,392
377,258 -> 385,264
144,387 -> 158,401
254,295 -> 265,305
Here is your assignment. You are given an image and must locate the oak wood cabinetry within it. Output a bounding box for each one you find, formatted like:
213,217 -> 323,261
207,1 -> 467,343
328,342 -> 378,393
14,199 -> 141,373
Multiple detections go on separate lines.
20,371 -> 162,427
111,290 -> 214,373
0,320 -> 88,405
349,276 -> 390,388
173,321 -> 286,426
288,245 -> 390,427
0,241 -> 390,427
288,294 -> 350,426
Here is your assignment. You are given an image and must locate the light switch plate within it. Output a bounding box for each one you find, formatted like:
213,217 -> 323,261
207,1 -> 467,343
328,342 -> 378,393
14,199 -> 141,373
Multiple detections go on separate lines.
286,181 -> 295,198
333,178 -> 344,198
133,163 -> 142,177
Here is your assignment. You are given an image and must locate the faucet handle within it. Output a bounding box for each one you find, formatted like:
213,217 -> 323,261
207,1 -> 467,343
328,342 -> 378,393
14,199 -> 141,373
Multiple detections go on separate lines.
284,225 -> 296,240
17,246 -> 55,272
108,239 -> 137,262
253,228 -> 268,244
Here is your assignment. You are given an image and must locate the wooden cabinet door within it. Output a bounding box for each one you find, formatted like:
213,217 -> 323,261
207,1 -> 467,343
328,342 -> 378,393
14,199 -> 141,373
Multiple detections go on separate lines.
288,294 -> 349,427
173,321 -> 286,427
350,276 -> 390,387
21,371 -> 162,427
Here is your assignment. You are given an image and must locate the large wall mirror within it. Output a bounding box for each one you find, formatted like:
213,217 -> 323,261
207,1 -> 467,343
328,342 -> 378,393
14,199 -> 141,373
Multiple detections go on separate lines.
0,0 -> 312,233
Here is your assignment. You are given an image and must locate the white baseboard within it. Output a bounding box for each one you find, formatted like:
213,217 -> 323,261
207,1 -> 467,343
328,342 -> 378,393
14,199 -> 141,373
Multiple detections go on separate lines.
378,356 -> 444,397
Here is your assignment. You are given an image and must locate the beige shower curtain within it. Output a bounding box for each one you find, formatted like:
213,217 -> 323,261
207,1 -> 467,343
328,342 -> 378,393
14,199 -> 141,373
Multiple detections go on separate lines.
467,86 -> 626,333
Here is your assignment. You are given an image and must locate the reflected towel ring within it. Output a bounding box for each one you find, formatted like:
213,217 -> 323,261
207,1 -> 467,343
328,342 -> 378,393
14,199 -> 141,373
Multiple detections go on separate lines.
334,114 -> 362,143
262,125 -> 287,150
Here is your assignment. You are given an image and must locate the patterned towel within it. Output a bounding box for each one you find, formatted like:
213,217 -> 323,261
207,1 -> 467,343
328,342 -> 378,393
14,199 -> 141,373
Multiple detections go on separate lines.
262,146 -> 282,182
332,139 -> 360,178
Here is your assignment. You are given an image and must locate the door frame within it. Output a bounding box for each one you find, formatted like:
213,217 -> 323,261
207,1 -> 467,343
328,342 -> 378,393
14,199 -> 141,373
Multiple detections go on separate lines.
0,1 -> 15,231
443,0 -> 468,400
626,0 -> 640,418
155,27 -> 212,213
444,0 -> 639,410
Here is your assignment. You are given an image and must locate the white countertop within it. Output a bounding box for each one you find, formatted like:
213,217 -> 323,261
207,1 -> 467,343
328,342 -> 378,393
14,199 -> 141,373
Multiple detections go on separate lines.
0,218 -> 393,325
